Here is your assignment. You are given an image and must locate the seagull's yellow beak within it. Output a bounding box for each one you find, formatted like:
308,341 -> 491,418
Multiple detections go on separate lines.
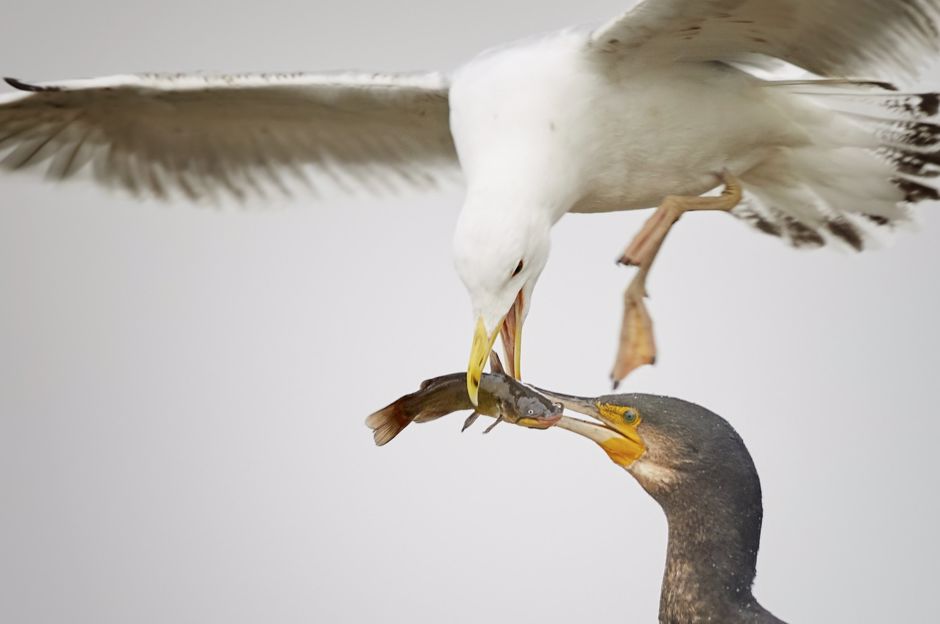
467,291 -> 525,405
500,290 -> 524,381
467,317 -> 500,405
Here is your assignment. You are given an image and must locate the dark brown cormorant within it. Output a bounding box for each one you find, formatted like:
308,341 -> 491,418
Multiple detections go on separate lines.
535,388 -> 788,624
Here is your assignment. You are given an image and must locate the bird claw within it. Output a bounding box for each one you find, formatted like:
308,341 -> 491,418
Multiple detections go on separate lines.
616,255 -> 640,267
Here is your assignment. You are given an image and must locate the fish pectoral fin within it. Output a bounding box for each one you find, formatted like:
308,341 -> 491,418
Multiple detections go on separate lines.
462,411 -> 481,432
483,414 -> 505,434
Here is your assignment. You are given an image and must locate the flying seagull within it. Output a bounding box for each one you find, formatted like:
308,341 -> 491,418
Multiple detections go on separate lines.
2,0 -> 939,402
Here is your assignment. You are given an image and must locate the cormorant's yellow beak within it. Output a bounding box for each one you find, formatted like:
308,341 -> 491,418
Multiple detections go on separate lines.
467,291 -> 525,406
529,388 -> 646,468
553,416 -> 643,467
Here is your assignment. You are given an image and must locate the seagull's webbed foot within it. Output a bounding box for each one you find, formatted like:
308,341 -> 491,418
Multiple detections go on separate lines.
611,171 -> 743,386
611,270 -> 657,386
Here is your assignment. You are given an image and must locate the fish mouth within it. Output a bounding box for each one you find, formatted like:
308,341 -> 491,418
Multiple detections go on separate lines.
515,412 -> 563,430
509,390 -> 565,430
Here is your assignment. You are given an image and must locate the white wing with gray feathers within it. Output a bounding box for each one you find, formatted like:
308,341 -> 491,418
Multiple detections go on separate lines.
591,0 -> 940,78
0,72 -> 457,200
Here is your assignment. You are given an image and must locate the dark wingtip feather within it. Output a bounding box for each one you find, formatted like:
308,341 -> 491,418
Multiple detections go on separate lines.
920,93 -> 940,117
899,121 -> 940,148
736,207 -> 783,238
826,218 -> 865,251
887,147 -> 940,177
4,77 -> 59,92
865,80 -> 899,92
885,92 -> 940,118
783,218 -> 826,248
894,177 -> 940,202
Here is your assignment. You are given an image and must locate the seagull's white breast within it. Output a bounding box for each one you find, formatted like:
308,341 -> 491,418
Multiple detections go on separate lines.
449,30 -> 603,219
449,32 -> 797,216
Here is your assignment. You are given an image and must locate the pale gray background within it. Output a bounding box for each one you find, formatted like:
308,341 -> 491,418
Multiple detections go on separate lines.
1,1 -> 938,622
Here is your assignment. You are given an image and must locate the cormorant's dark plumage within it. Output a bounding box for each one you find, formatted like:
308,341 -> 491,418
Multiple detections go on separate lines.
596,394 -> 787,624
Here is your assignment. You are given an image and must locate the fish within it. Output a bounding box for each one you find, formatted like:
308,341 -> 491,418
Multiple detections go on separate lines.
366,372 -> 564,446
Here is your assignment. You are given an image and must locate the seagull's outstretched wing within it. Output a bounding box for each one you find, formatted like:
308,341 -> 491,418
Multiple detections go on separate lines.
591,0 -> 940,78
0,72 -> 457,200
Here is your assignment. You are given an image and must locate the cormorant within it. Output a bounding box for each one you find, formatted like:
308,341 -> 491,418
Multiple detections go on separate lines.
537,388 -> 788,624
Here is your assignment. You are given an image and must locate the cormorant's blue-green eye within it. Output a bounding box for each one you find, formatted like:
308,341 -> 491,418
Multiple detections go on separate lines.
623,408 -> 638,424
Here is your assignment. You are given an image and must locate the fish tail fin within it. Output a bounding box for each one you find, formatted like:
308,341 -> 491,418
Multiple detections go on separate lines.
365,374 -> 469,446
365,399 -> 415,447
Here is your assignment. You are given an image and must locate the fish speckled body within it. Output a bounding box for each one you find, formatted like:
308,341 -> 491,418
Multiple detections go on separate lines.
366,373 -> 562,446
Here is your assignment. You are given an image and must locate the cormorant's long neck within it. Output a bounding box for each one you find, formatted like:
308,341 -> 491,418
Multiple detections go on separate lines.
650,465 -> 767,622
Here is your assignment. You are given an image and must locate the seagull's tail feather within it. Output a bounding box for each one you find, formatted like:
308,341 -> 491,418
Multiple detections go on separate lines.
735,81 -> 939,250
365,374 -> 472,446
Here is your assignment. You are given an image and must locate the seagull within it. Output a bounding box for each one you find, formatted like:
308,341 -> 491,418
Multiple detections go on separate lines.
2,0 -> 939,403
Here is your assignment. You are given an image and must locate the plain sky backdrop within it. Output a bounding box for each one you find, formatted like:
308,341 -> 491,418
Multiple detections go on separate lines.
1,1 -> 939,622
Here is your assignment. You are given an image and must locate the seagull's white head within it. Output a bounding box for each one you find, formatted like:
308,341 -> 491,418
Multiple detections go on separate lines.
453,202 -> 552,405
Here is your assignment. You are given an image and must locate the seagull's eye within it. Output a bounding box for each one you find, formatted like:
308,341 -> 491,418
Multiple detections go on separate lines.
623,408 -> 638,424
512,260 -> 524,277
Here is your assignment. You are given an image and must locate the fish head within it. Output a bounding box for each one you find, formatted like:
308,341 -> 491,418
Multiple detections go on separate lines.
480,373 -> 563,429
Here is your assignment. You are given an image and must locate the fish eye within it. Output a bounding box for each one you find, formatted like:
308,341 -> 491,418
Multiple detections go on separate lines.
623,408 -> 638,424
512,259 -> 524,277
527,408 -> 534,416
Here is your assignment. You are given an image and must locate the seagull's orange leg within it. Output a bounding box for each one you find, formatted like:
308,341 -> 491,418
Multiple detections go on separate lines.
610,171 -> 743,386
618,172 -> 743,267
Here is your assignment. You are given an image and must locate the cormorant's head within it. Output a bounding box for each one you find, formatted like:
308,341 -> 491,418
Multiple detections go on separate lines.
536,388 -> 766,610
533,389 -> 749,495
531,388 -> 647,467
